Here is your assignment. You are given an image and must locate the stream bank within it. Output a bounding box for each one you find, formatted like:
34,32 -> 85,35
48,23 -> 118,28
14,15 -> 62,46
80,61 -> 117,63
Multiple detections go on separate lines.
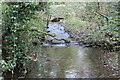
66,28 -> 120,52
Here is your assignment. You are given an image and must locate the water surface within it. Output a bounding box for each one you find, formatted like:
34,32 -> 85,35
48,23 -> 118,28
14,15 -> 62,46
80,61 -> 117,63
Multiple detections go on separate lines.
25,45 -> 115,78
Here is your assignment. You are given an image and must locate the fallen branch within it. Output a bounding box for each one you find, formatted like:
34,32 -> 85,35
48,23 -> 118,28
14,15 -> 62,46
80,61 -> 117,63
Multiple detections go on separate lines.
16,29 -> 55,37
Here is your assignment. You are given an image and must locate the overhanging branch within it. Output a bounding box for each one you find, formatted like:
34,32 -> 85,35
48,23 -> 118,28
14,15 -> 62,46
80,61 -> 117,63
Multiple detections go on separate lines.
16,29 -> 55,37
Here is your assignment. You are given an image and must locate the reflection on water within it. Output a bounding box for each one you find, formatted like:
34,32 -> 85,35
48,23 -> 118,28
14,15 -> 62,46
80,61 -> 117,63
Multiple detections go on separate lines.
25,45 -> 115,78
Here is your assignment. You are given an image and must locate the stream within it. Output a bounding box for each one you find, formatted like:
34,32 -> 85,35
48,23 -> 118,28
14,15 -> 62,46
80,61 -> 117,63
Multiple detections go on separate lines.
1,22 -> 118,79
25,45 -> 115,78
45,22 -> 69,44
25,22 -> 118,78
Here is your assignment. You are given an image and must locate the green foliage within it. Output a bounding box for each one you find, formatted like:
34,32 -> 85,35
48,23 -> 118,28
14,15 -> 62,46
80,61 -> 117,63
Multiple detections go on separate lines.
2,2 -> 49,70
1,2 -> 119,72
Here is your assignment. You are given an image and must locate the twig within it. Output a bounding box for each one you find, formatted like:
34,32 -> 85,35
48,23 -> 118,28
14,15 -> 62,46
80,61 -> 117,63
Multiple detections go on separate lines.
94,12 -> 109,25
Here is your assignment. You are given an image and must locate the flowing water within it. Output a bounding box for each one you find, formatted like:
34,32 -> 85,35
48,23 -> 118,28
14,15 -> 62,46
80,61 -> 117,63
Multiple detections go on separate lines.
45,22 -> 69,43
24,45 -> 117,78
1,22 -> 118,79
